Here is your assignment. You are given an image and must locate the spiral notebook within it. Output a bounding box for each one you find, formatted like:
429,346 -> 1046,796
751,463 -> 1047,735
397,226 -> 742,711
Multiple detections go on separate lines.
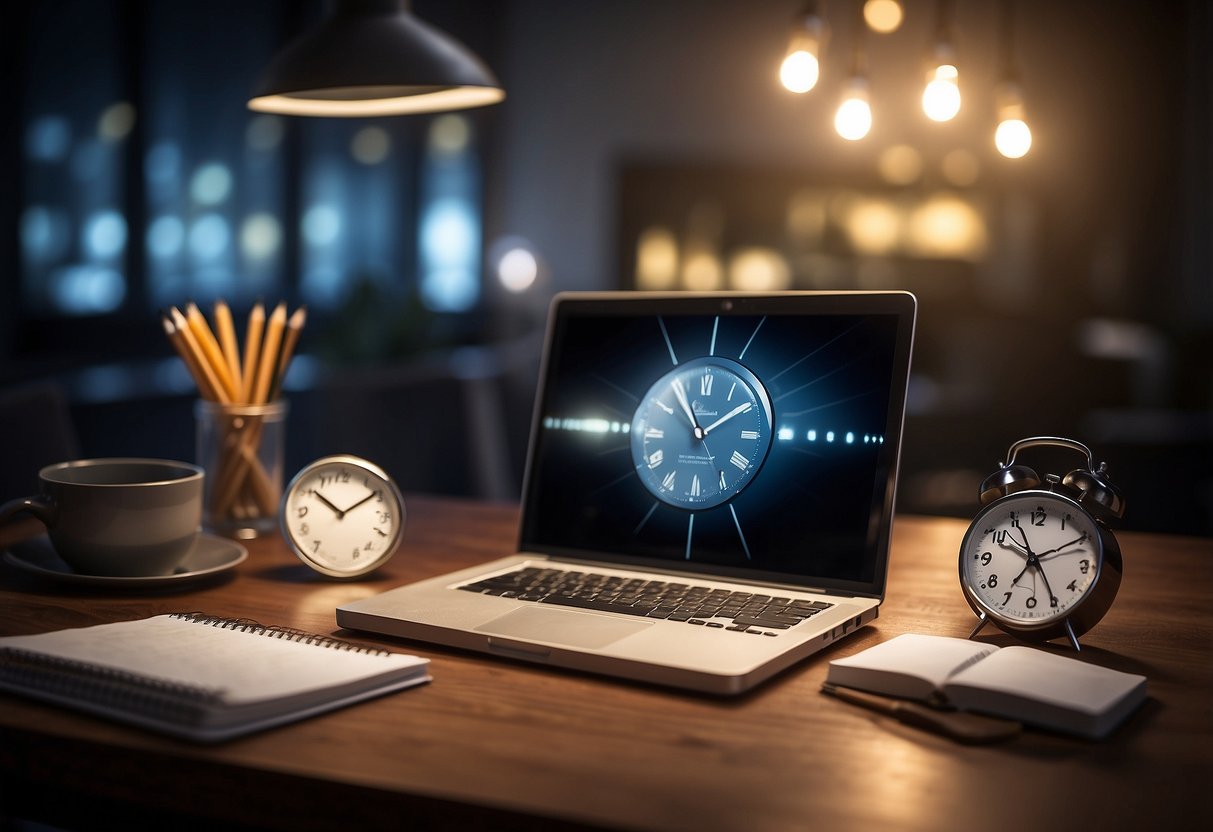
0,613 -> 431,742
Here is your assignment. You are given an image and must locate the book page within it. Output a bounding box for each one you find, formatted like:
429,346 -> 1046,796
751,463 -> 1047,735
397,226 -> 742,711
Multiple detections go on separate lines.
0,615 -> 427,705
826,633 -> 1000,700
944,646 -> 1147,717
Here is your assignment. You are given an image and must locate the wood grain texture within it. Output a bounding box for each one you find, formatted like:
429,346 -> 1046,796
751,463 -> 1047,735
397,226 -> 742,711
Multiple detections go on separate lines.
1,496 -> 1210,831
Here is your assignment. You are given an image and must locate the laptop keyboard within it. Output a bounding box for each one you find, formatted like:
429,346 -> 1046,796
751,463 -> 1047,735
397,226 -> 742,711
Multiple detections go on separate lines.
458,566 -> 834,636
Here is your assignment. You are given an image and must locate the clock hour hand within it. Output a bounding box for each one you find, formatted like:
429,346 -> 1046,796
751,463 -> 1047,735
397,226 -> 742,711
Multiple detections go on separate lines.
670,379 -> 704,439
313,490 -> 346,519
998,536 -> 1031,559
700,401 -> 754,436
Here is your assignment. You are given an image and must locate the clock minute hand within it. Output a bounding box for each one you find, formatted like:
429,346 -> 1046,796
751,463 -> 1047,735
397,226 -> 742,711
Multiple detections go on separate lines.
1035,532 -> 1090,559
670,379 -> 704,438
342,491 -> 378,514
701,401 -> 753,436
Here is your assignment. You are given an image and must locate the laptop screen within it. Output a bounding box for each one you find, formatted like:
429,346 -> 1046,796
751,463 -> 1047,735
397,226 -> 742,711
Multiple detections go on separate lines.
518,292 -> 916,597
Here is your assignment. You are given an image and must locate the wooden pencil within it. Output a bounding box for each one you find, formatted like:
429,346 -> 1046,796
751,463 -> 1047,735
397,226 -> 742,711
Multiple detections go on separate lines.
161,312 -> 214,400
270,305 -> 307,400
170,306 -> 228,404
186,302 -> 238,402
240,302 -> 265,405
213,299 -> 243,398
251,302 -> 287,405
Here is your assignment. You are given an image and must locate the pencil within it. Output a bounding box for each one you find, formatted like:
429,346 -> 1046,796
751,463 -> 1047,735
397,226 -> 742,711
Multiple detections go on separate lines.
186,302 -> 238,402
161,312 -> 214,400
270,306 -> 307,400
213,299 -> 243,398
240,302 -> 265,405
251,302 -> 287,404
170,306 -> 228,403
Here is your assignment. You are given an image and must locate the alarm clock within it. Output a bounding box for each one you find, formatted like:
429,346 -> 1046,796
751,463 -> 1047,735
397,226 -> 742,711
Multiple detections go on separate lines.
630,356 -> 773,510
958,436 -> 1126,651
279,455 -> 406,579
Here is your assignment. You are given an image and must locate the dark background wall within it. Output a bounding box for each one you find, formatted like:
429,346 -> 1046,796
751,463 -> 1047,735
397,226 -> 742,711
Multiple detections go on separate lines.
2,0 -> 1210,535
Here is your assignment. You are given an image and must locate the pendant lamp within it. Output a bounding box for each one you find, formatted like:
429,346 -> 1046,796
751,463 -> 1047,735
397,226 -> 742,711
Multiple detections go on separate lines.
248,0 -> 504,117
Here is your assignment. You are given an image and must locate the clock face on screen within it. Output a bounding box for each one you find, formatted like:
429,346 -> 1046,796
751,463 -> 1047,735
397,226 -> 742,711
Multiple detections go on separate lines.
630,356 -> 773,510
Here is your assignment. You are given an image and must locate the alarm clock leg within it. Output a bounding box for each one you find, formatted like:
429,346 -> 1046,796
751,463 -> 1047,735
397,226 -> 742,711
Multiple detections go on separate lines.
1064,619 -> 1082,652
967,612 -> 990,640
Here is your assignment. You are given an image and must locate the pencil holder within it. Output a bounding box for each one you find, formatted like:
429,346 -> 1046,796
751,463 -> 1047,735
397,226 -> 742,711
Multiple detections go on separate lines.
195,399 -> 288,539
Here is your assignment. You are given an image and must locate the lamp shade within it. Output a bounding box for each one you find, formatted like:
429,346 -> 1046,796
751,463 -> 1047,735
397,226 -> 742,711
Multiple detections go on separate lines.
248,0 -> 504,117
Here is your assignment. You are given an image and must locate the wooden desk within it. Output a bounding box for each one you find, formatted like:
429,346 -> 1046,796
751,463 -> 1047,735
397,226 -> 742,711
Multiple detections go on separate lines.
1,496 -> 1210,831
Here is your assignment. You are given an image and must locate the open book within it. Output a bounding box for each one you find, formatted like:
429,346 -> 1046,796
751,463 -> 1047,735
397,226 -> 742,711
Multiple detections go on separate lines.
0,613 -> 430,742
826,633 -> 1147,739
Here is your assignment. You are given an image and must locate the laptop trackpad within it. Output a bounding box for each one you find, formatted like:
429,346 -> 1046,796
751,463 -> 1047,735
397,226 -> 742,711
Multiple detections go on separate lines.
476,607 -> 652,649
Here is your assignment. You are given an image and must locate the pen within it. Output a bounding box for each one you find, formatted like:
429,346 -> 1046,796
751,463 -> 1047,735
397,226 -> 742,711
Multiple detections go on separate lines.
821,683 -> 1021,745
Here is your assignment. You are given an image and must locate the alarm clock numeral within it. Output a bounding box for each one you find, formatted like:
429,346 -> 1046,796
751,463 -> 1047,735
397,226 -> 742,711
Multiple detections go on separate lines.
1030,507 -> 1047,526
299,522 -> 309,535
318,471 -> 350,488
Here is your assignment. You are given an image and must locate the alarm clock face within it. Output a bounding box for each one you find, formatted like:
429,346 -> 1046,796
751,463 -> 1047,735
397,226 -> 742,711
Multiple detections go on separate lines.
280,455 -> 405,578
959,491 -> 1105,628
630,356 -> 773,510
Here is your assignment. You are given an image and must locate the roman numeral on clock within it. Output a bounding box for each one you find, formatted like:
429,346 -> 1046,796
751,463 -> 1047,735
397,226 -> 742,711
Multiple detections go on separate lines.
730,450 -> 748,470
740,430 -> 759,440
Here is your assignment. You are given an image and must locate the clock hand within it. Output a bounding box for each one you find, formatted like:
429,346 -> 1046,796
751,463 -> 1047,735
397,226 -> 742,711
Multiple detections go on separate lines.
998,536 -> 1032,561
1032,560 -> 1059,607
670,379 -> 705,439
1010,523 -> 1037,556
341,491 -> 379,514
313,490 -> 346,519
1034,532 -> 1090,559
700,401 -> 754,436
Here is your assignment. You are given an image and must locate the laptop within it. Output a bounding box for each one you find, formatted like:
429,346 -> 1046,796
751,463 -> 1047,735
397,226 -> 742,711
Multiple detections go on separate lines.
338,291 -> 917,694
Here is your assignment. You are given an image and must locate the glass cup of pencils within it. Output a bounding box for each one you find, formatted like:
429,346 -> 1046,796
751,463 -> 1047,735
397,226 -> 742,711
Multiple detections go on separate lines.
162,300 -> 305,539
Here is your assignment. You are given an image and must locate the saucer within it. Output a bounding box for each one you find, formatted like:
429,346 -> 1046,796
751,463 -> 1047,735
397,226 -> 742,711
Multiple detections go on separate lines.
2,533 -> 247,589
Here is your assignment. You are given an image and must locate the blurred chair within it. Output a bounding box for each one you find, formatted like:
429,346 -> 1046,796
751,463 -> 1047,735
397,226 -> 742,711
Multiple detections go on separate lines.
311,341 -> 538,501
0,381 -> 81,502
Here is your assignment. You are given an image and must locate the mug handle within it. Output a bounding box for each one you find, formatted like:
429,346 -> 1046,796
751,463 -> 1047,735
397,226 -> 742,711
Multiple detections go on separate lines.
0,495 -> 56,529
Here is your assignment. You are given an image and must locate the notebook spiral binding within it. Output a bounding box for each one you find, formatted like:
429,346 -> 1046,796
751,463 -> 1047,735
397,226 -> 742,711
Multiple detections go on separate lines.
0,613 -> 392,727
0,647 -> 223,724
169,612 -> 391,655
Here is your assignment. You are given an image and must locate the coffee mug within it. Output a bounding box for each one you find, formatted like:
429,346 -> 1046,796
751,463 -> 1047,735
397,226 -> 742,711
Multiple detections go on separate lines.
0,458 -> 204,577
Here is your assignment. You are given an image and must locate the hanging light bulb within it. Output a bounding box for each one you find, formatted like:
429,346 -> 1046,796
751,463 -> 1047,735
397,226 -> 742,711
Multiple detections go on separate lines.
863,0 -> 904,34
995,84 -> 1032,158
994,0 -> 1032,158
836,2 -> 872,141
922,54 -> 961,122
779,2 -> 827,94
921,2 -> 960,122
835,77 -> 873,141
